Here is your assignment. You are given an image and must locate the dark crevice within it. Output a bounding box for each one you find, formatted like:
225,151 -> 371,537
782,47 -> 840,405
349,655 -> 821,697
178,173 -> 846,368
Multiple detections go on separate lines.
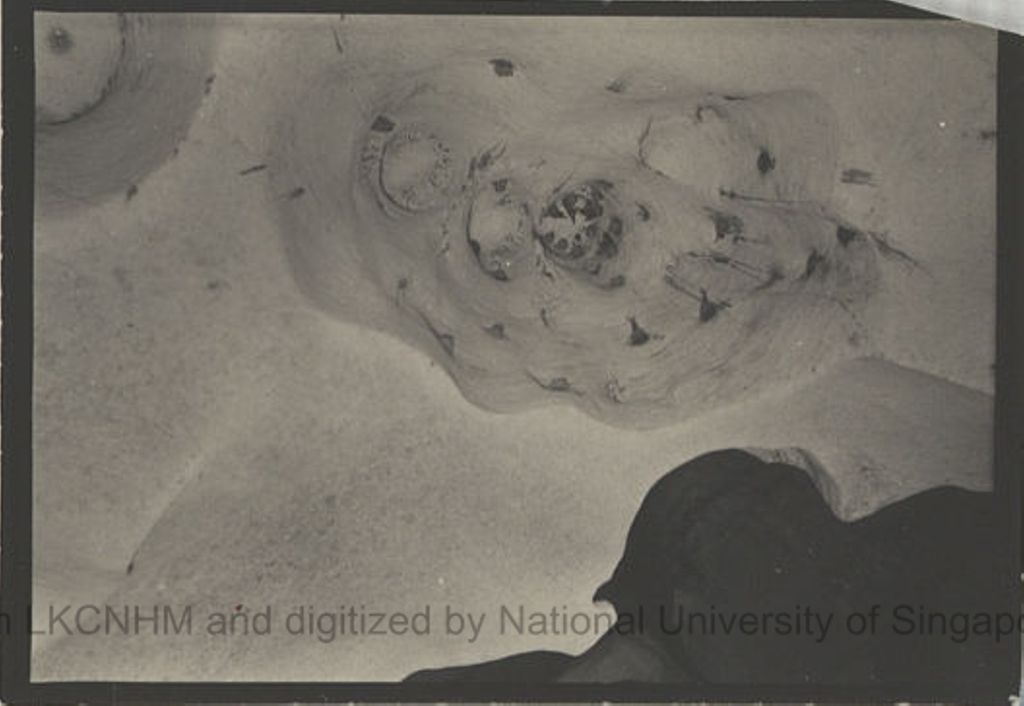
489,58 -> 515,77
527,372 -> 577,394
868,231 -> 921,269
606,78 -> 627,93
484,323 -> 506,339
699,289 -> 730,322
707,209 -> 744,241
840,168 -> 875,186
835,225 -> 860,247
371,115 -> 395,133
627,317 -> 651,346
802,249 -> 826,279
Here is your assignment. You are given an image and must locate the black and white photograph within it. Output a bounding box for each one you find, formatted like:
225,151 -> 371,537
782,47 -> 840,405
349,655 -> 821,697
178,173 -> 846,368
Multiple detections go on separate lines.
4,1 -> 1022,701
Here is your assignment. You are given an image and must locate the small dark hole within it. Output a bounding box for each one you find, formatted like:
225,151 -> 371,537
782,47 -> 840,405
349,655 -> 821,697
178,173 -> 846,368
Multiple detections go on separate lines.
708,210 -> 743,240
47,26 -> 73,54
836,225 -> 859,247
546,377 -> 571,392
803,249 -> 825,278
757,148 -> 776,175
606,78 -> 627,94
371,115 -> 396,133
489,58 -> 515,77
699,291 -> 728,323
627,317 -> 650,346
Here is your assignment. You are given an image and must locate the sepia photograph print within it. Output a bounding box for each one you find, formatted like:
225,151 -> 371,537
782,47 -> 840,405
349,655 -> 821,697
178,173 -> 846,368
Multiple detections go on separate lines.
3,1 -> 1022,702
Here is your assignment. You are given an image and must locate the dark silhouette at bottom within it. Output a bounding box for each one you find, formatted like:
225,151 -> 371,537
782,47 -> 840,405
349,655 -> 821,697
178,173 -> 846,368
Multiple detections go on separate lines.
407,450 -> 1008,686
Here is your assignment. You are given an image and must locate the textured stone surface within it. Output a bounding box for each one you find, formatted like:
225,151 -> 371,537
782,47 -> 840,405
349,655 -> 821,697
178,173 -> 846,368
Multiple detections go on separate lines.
34,13 -> 217,213
32,15 -> 995,681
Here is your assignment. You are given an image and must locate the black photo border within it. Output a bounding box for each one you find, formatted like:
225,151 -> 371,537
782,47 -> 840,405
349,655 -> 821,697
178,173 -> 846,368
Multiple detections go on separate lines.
3,1 -> 1022,702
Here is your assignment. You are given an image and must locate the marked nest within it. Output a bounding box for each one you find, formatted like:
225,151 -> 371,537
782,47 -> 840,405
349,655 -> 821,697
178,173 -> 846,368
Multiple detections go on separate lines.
35,13 -> 217,213
270,55 -> 880,428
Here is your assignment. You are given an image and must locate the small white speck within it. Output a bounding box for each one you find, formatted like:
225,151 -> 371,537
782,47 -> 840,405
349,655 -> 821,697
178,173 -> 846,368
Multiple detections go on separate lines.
938,121 -> 947,128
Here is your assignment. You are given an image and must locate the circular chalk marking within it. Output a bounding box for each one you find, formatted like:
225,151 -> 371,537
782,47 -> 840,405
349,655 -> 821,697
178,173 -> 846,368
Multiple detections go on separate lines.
35,14 -> 217,215
379,128 -> 455,212
466,179 -> 534,282
536,179 -> 631,286
35,14 -> 125,124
